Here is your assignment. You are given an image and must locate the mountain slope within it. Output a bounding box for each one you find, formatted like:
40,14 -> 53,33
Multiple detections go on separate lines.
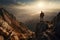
0,8 -> 34,40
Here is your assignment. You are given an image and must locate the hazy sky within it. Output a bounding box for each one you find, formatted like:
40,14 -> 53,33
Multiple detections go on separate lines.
0,0 -> 60,22
0,0 -> 60,4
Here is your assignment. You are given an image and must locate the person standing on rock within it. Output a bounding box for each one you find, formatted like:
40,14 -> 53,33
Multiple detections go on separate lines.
40,11 -> 44,22
35,11 -> 48,40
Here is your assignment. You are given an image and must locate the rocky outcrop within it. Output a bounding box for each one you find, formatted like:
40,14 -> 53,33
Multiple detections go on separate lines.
0,8 -> 34,40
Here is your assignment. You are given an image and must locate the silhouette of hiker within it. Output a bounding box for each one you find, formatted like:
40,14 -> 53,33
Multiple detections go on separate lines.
40,11 -> 44,22
35,11 -> 48,40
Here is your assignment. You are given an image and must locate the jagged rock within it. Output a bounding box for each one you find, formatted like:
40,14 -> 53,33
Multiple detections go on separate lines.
0,8 -> 34,40
51,12 -> 60,40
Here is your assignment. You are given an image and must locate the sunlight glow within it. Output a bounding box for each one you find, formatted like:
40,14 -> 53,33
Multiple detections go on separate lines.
37,2 -> 45,8
35,2 -> 46,10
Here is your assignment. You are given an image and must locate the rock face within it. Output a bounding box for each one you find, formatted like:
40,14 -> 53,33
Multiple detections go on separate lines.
0,8 -> 33,40
52,12 -> 60,39
52,12 -> 60,24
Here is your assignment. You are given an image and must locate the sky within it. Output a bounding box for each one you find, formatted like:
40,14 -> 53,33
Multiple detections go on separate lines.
0,0 -> 60,23
0,0 -> 60,4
